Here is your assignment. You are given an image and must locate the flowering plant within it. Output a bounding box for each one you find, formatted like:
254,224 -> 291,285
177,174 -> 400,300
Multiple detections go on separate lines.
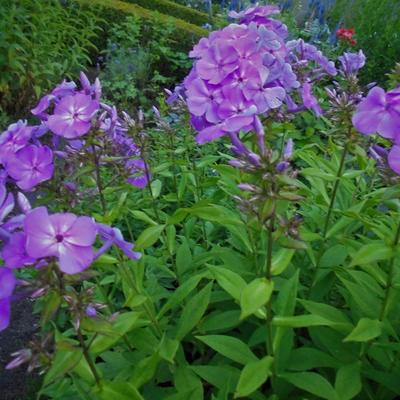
3,4 -> 400,400
336,28 -> 357,46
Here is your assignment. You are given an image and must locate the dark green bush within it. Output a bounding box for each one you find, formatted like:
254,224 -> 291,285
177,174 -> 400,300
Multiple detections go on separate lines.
125,0 -> 209,26
75,0 -> 208,52
0,0 -> 101,117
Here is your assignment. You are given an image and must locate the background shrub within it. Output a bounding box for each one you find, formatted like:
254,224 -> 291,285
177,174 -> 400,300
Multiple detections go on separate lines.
125,0 -> 210,26
0,0 -> 101,118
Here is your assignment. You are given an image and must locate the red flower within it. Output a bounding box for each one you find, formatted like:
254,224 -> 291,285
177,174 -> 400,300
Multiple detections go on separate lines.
336,28 -> 357,45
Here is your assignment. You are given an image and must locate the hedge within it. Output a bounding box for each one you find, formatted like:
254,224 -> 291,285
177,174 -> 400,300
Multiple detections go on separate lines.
74,0 -> 208,51
125,0 -> 210,26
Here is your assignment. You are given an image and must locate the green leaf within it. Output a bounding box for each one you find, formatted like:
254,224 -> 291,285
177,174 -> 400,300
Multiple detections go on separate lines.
273,271 -> 299,359
91,312 -> 141,354
196,335 -> 258,365
201,310 -> 240,332
135,224 -> 165,250
158,274 -> 204,318
150,179 -> 162,198
44,349 -> 82,386
235,356 -> 273,398
208,265 -> 246,301
287,347 -> 340,371
273,314 -> 348,330
41,290 -> 61,324
343,318 -> 382,342
176,282 -> 213,340
99,381 -> 144,400
176,239 -> 193,277
240,278 -> 273,319
335,362 -> 362,400
350,243 -> 393,267
191,365 -> 240,392
131,353 -> 160,389
166,224 -> 176,255
271,249 -> 295,275
281,372 -> 338,400
130,210 -> 158,226
159,335 -> 180,364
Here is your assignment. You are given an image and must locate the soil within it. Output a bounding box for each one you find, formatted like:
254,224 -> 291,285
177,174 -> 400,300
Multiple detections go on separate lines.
0,298 -> 40,400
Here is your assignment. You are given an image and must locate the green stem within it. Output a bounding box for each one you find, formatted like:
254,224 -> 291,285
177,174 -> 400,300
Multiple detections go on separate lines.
168,129 -> 181,207
312,142 -> 349,288
322,143 -> 349,238
91,144 -> 106,214
379,219 -> 400,321
188,145 -> 209,248
265,215 -> 275,370
76,327 -> 101,387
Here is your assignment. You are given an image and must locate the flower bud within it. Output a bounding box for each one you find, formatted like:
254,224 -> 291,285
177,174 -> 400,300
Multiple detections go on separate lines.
276,161 -> 290,173
17,193 -> 32,214
238,183 -> 259,192
85,306 -> 97,318
284,138 -> 294,160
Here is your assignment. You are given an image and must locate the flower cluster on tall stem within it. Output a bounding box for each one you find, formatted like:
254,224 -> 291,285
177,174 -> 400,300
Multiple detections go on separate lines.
0,72 -> 145,332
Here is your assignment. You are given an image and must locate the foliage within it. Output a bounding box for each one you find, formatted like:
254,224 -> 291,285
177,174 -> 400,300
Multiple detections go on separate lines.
0,0 -> 101,117
125,0 -> 210,26
2,4 -> 400,400
327,0 -> 400,84
100,16 -> 192,111
74,0 -> 208,51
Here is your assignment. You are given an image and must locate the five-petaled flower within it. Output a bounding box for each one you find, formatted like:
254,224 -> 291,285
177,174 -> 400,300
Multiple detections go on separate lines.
24,207 -> 97,274
47,93 -> 99,138
6,145 -> 54,191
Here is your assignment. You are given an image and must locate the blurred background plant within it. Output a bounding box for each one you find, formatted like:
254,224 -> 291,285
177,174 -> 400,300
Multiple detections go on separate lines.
99,16 -> 191,112
0,0 -> 101,119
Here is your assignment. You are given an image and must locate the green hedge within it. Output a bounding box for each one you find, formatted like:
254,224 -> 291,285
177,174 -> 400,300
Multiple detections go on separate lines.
74,0 -> 208,51
125,0 -> 209,26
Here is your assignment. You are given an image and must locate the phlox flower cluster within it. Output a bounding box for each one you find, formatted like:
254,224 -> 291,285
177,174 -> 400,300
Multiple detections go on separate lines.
184,3 -> 337,151
353,86 -> 400,174
0,73 -> 146,331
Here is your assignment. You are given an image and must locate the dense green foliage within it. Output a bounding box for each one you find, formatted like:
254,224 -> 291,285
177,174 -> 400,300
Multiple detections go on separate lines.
328,0 -> 400,84
36,96 -> 400,399
125,0 -> 210,26
100,16 -> 191,111
74,0 -> 208,50
3,2 -> 400,400
0,0 -> 101,117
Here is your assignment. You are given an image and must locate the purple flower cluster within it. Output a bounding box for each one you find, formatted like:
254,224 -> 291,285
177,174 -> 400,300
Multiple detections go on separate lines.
31,72 -> 149,189
184,4 -> 336,148
353,86 -> 400,174
0,73 -> 146,331
0,121 -> 54,192
0,198 -> 141,330
338,50 -> 366,77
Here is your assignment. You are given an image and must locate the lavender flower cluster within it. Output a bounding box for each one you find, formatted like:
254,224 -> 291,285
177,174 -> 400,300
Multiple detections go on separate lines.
184,4 -> 338,149
353,86 -> 400,174
0,73 -> 146,331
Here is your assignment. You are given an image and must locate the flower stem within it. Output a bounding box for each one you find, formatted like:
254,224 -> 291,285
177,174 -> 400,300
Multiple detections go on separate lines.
322,142 -> 349,238
379,219 -> 400,321
76,327 -> 101,387
91,144 -> 106,214
167,128 -> 181,207
265,214 -> 275,373
311,142 -> 349,289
